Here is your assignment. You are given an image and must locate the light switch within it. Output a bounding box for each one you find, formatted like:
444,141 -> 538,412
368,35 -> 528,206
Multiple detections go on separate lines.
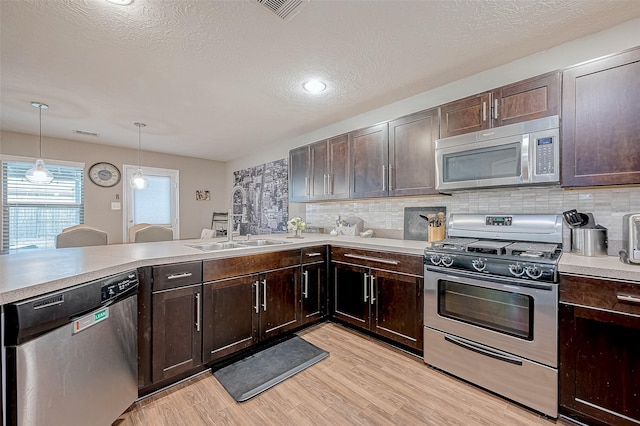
111,202 -> 121,210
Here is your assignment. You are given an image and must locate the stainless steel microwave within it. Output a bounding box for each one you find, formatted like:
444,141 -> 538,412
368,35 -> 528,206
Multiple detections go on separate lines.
435,115 -> 559,192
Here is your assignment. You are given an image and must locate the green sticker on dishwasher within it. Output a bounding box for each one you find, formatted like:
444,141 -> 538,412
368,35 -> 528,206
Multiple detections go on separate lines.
73,307 -> 109,334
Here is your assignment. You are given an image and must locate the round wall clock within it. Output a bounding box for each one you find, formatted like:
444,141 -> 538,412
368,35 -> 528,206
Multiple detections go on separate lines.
88,162 -> 121,187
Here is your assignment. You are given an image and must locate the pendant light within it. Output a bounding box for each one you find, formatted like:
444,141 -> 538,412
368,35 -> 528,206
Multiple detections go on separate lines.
130,122 -> 148,190
25,102 -> 54,184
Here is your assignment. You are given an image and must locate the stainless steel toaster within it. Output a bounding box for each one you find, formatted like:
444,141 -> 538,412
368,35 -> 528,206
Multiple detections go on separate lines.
622,214 -> 640,264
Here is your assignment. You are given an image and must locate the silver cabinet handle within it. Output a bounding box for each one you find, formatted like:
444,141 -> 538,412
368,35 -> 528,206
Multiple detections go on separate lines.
254,281 -> 260,314
382,165 -> 387,191
305,176 -> 309,195
388,164 -> 393,191
167,272 -> 192,280
261,279 -> 267,311
344,253 -> 399,265
306,252 -> 322,257
363,273 -> 369,303
482,101 -> 487,122
323,174 -> 327,195
494,98 -> 499,119
370,275 -> 376,305
195,292 -> 201,332
303,270 -> 309,298
328,174 -> 332,195
617,294 -> 640,304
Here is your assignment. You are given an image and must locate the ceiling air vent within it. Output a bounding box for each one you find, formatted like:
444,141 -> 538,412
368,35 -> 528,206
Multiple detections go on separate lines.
74,130 -> 99,137
254,0 -> 308,21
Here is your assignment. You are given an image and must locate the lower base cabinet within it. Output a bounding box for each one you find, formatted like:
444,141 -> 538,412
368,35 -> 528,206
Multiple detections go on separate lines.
331,247 -> 423,351
202,250 -> 302,364
560,274 -> 640,426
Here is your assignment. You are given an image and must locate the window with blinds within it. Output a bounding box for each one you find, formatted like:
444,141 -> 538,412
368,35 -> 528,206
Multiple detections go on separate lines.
1,160 -> 84,253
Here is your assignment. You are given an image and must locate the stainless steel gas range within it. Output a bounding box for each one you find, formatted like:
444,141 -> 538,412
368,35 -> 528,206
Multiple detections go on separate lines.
423,213 -> 562,418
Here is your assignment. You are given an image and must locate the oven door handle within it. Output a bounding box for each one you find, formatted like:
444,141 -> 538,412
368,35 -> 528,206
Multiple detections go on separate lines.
425,266 -> 554,291
444,335 -> 523,366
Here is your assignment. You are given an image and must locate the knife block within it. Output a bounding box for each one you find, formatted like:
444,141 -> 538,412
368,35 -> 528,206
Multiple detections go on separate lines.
428,225 -> 445,242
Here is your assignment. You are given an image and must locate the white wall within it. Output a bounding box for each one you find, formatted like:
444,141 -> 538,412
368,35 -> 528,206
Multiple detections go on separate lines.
224,18 -> 640,189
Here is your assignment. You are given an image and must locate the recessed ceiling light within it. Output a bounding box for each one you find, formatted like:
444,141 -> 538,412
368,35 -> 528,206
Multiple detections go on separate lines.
106,0 -> 133,5
303,79 -> 327,94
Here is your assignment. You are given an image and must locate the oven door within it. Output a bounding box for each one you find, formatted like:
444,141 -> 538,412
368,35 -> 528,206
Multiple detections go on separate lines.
424,266 -> 557,367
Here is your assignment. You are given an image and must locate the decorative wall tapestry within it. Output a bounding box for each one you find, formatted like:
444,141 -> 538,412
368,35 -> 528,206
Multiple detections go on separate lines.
232,158 -> 288,235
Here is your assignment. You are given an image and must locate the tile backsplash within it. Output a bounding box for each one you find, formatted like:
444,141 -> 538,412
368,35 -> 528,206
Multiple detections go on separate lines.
304,186 -> 640,255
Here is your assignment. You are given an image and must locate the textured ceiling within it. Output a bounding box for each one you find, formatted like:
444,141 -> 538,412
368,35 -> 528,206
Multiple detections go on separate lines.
2,0 -> 640,161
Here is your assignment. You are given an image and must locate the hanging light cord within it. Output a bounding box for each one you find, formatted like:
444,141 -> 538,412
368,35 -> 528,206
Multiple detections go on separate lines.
137,123 -> 141,167
38,105 -> 42,158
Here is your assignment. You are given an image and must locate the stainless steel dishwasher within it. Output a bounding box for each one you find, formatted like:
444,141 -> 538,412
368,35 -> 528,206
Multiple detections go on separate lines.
3,270 -> 139,426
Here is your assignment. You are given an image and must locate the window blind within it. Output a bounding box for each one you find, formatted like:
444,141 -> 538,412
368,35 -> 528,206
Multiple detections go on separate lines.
2,160 -> 84,253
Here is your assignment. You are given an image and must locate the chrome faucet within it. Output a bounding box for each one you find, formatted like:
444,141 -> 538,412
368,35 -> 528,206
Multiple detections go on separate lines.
227,185 -> 247,242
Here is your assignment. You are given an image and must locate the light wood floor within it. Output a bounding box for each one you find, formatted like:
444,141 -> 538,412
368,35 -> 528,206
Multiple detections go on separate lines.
116,323 -> 573,425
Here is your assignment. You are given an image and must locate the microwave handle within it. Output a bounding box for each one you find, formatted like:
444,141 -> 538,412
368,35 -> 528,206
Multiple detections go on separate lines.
521,134 -> 530,182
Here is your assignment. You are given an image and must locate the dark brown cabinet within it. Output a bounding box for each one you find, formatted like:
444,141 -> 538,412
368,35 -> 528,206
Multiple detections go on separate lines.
439,71 -> 560,138
331,247 -> 424,351
349,123 -> 389,199
309,135 -> 349,200
388,108 -> 439,197
146,261 -> 203,385
202,250 -> 301,363
289,145 -> 309,202
301,246 -> 328,325
561,48 -> 640,187
559,274 -> 640,425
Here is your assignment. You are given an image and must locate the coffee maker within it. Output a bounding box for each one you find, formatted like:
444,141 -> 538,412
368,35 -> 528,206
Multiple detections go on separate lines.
621,214 -> 640,264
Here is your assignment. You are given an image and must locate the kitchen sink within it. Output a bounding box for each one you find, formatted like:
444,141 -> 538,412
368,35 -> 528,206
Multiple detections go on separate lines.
236,239 -> 289,247
185,241 -> 244,251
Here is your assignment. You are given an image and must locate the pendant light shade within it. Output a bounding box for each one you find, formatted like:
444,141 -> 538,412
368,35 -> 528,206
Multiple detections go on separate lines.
25,102 -> 54,184
130,122 -> 148,190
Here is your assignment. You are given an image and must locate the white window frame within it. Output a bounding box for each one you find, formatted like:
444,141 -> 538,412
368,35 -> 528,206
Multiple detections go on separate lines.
122,164 -> 180,242
1,154 -> 85,253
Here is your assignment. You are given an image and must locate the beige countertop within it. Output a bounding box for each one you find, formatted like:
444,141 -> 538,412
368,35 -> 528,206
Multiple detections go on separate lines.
0,234 -> 428,305
559,252 -> 640,283
3,234 -> 638,305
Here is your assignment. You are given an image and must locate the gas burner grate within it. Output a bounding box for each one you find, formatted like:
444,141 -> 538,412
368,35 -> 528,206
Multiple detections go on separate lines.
428,238 -> 478,251
506,242 -> 559,258
466,240 -> 512,255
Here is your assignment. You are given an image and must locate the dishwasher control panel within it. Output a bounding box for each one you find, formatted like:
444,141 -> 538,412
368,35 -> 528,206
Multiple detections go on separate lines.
101,271 -> 138,302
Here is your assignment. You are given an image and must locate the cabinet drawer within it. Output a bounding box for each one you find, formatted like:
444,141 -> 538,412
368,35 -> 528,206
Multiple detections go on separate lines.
331,247 -> 423,276
560,274 -> 640,316
302,246 -> 326,264
153,261 -> 202,291
203,249 -> 301,281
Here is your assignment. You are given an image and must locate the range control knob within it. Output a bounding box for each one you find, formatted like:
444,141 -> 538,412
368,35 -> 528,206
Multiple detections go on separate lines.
429,254 -> 441,265
441,255 -> 454,267
508,264 -> 525,277
525,266 -> 543,280
471,258 -> 486,271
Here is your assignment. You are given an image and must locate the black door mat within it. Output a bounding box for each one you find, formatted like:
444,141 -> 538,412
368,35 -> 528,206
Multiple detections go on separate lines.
212,335 -> 329,402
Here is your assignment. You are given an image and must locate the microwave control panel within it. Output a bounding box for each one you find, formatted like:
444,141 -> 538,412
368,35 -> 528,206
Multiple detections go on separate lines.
535,137 -> 555,175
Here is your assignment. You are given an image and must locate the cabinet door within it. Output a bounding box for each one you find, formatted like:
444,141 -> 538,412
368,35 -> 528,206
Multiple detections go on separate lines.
333,262 -> 370,329
562,48 -> 640,187
349,123 -> 389,198
327,134 -> 350,199
439,92 -> 491,138
260,267 -> 300,340
492,71 -> 560,127
560,304 -> 640,425
372,269 -> 423,350
202,276 -> 258,363
289,145 -> 309,202
151,284 -> 202,382
309,140 -> 328,200
388,108 -> 439,197
301,261 -> 326,325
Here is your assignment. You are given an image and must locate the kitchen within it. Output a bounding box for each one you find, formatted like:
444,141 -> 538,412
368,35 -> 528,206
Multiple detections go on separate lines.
2,1 -> 640,425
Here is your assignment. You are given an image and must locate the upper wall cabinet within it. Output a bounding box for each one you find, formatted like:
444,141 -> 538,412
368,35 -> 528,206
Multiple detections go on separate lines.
561,48 -> 640,187
309,134 -> 349,201
349,108 -> 440,199
439,71 -> 560,138
289,145 -> 309,202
